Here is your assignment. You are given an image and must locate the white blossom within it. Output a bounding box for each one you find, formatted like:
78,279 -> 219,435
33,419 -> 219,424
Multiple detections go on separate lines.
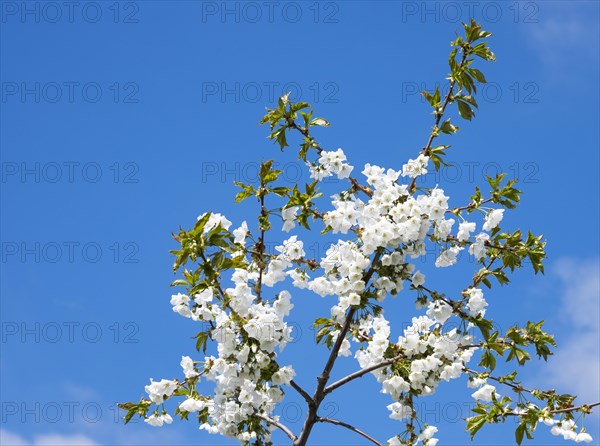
145,413 -> 173,427
282,206 -> 299,232
180,356 -> 198,379
179,398 -> 206,413
457,221 -> 476,241
466,288 -> 488,317
482,209 -> 504,231
401,154 -> 430,178
471,384 -> 499,402
145,379 -> 178,405
233,221 -> 249,244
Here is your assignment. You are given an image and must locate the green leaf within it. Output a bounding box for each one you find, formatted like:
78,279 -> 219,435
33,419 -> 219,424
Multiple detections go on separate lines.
421,88 -> 441,107
469,67 -> 487,83
291,101 -> 310,112
271,187 -> 289,197
313,317 -> 331,327
259,160 -> 274,179
479,349 -> 497,371
193,212 -> 212,234
440,118 -> 459,134
170,279 -> 188,287
262,170 -> 282,184
124,409 -> 136,424
457,100 -> 474,120
195,331 -> 210,353
515,423 -> 526,446
234,190 -> 252,203
467,414 -> 487,438
476,318 -> 494,340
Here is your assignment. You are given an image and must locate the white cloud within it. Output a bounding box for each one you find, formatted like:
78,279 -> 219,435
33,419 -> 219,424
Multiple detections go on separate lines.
539,258 -> 599,403
0,430 -> 26,446
33,433 -> 98,446
0,430 -> 97,446
60,382 -> 99,401
524,2 -> 599,78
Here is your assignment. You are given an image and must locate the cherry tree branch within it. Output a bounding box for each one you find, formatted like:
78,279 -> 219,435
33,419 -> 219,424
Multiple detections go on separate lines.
316,417 -> 384,446
294,251 -> 383,446
294,306 -> 357,446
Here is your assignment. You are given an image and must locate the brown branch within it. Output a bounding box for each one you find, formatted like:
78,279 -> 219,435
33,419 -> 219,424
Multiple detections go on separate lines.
316,417 -> 384,446
349,177 -> 373,197
294,306 -> 356,446
294,250 -> 383,446
255,185 -> 267,301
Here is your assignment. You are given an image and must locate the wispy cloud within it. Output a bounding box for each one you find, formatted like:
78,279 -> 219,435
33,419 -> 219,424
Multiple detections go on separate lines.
538,257 -> 599,403
0,430 -> 97,446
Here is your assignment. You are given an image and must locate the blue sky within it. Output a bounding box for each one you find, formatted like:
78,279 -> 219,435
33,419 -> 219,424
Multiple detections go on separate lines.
1,1 -> 599,445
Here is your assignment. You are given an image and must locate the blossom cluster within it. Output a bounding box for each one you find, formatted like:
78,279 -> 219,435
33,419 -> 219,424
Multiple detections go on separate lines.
152,232 -> 301,440
352,311 -> 474,445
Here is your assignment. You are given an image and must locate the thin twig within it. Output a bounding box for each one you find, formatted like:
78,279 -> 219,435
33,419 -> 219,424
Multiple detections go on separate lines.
290,380 -> 314,406
256,414 -> 297,441
463,367 -> 599,414
287,122 -> 373,199
545,402 -> 600,415
408,50 -> 469,194
448,197 -> 493,214
325,354 -> 402,395
505,402 -> 600,417
463,367 -> 533,394
316,417 -> 383,446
